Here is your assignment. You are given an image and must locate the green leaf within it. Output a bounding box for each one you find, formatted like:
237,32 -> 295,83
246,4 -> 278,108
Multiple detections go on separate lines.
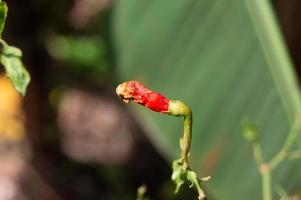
46,35 -> 107,71
0,40 -> 30,96
0,1 -> 7,37
171,159 -> 208,198
113,0 -> 301,199
171,160 -> 185,193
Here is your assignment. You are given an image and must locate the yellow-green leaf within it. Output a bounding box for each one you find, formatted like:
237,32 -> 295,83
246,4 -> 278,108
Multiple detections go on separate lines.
0,41 -> 30,96
0,1 -> 7,37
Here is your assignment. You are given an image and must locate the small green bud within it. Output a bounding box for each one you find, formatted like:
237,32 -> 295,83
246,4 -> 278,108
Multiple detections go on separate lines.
242,121 -> 258,142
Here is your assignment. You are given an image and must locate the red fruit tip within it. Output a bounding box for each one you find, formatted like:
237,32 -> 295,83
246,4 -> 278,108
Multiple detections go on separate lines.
116,81 -> 170,113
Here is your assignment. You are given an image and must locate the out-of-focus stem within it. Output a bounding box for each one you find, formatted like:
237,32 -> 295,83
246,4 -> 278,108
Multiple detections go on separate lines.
253,141 -> 264,170
269,116 -> 301,170
252,142 -> 272,200
261,166 -> 272,200
287,151 -> 301,160
249,132 -> 272,200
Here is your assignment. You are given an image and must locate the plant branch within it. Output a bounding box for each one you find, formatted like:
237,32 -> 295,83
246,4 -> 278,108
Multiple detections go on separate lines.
252,141 -> 264,169
169,100 -> 209,200
250,140 -> 272,200
275,185 -> 288,200
261,165 -> 272,200
243,120 -> 272,200
269,116 -> 301,170
287,151 -> 301,160
243,115 -> 301,200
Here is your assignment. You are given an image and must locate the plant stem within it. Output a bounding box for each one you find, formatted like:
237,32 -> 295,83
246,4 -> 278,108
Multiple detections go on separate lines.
261,166 -> 272,200
287,151 -> 301,160
275,185 -> 288,200
181,114 -> 192,165
253,141 -> 264,169
169,100 -> 209,199
250,135 -> 272,200
269,116 -> 301,170
168,100 -> 193,167
245,116 -> 301,200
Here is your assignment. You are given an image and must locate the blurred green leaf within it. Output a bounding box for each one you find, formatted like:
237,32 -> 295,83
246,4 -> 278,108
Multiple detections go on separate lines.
0,40 -> 30,96
113,0 -> 301,199
47,35 -> 107,73
0,1 -> 7,37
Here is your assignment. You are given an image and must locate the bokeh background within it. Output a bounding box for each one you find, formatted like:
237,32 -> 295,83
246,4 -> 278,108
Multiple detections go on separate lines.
0,0 -> 301,199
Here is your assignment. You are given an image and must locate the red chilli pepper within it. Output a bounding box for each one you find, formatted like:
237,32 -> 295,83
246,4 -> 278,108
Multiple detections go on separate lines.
116,81 -> 170,113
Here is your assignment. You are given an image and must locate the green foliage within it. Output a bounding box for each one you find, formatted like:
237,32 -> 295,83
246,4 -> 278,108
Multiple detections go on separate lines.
113,0 -> 301,199
172,159 -> 207,199
0,40 -> 30,96
0,1 -> 30,96
0,1 -> 7,37
47,35 -> 107,73
171,160 -> 186,193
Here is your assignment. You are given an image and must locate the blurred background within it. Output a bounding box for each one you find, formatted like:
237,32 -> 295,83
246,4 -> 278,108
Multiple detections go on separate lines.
0,0 -> 301,199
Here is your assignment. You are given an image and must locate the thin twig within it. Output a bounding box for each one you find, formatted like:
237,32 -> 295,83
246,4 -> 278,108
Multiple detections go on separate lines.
287,151 -> 301,160
261,164 -> 272,200
253,141 -> 264,169
269,116 -> 301,170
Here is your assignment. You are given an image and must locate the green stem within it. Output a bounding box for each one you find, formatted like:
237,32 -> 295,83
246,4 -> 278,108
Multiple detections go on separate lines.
181,113 -> 192,164
249,133 -> 272,200
287,151 -> 301,160
269,117 -> 301,170
262,167 -> 272,200
195,181 -> 206,200
245,116 -> 301,200
275,185 -> 288,200
253,141 -> 264,169
252,142 -> 272,200
168,100 -> 193,166
168,100 -> 209,199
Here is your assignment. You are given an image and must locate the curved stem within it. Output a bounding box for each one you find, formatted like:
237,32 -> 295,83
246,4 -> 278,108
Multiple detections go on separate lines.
181,113 -> 192,164
269,116 -> 301,170
167,100 -> 193,166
